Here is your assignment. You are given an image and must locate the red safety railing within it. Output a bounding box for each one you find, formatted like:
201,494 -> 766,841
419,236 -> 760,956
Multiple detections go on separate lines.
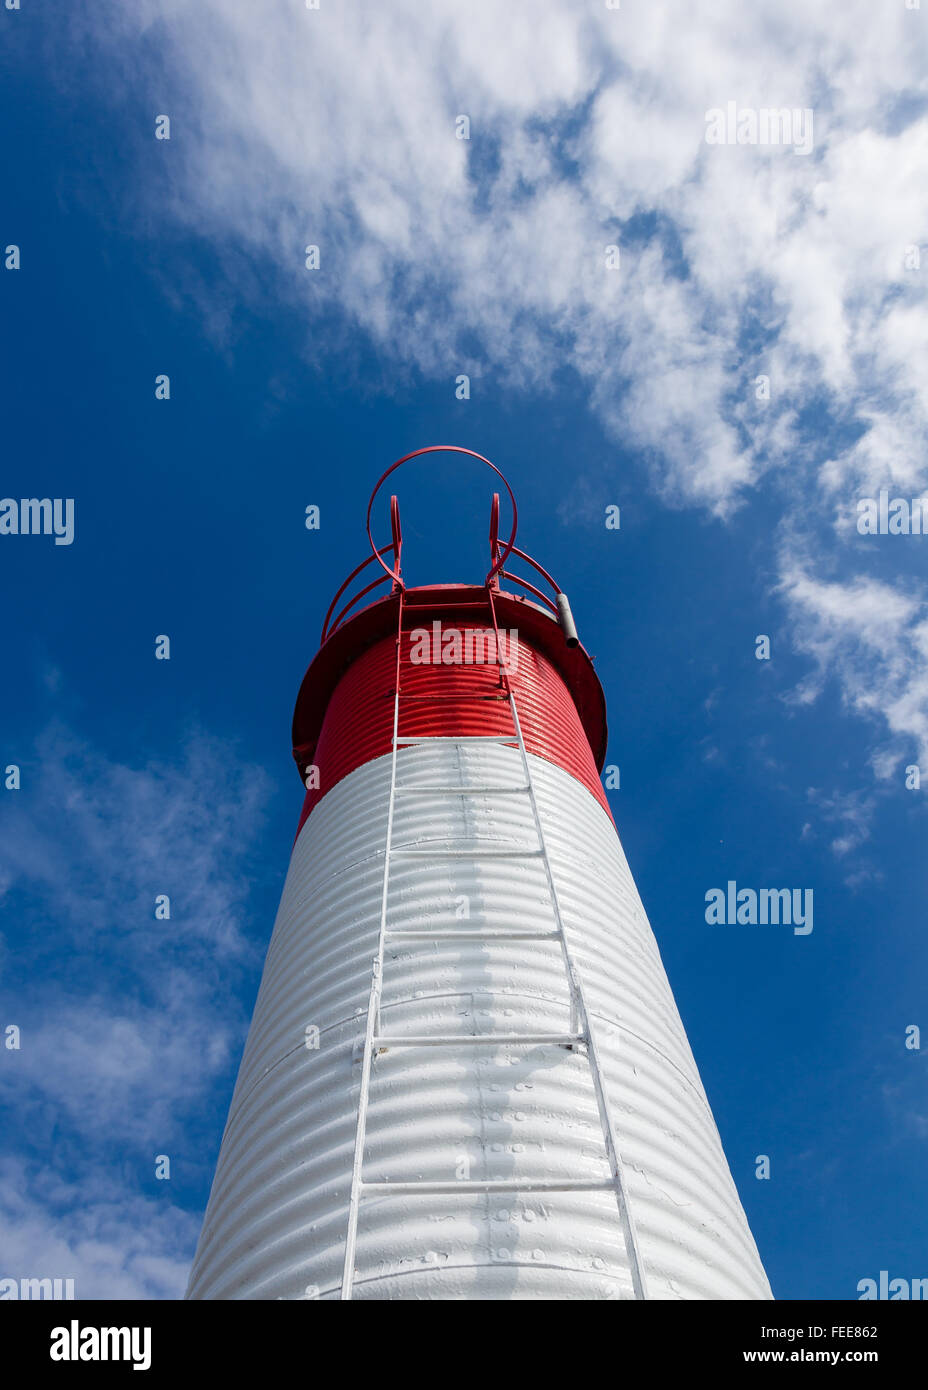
320,446 -> 579,649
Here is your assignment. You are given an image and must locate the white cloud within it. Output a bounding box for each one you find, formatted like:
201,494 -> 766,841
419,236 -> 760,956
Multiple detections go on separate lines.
781,560 -> 928,764
806,786 -> 878,858
0,723 -> 271,958
0,725 -> 273,1296
70,1 -> 925,487
0,1158 -> 196,1299
5,986 -> 236,1146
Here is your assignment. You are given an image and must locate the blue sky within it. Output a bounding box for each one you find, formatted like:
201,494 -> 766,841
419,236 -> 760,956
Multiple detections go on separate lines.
1,1 -> 926,1299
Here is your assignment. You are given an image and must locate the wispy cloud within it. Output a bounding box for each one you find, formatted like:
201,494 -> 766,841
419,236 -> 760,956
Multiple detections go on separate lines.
781,561 -> 928,765
2,721 -> 270,959
0,724 -> 273,1297
0,1157 -> 198,1299
805,785 -> 879,859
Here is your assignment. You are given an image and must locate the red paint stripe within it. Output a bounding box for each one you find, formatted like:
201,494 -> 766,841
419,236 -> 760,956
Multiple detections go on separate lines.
295,621 -> 610,836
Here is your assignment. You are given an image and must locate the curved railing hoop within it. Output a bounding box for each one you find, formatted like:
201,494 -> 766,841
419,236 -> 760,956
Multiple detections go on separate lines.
366,445 -> 518,589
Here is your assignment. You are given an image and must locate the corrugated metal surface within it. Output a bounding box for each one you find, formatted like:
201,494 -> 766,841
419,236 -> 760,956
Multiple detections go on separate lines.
187,745 -> 771,1301
295,619 -> 611,835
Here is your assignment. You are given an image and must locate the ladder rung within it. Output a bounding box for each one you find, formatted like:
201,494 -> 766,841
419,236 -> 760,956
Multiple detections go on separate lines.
385,929 -> 560,942
391,847 -> 543,859
359,1178 -> 613,1196
401,602 -> 493,612
372,1033 -> 583,1048
394,784 -> 530,795
395,735 -> 517,744
394,783 -> 533,795
397,694 -> 508,703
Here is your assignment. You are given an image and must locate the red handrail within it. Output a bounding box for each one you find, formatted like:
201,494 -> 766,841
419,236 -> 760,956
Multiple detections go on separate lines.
320,543 -> 397,644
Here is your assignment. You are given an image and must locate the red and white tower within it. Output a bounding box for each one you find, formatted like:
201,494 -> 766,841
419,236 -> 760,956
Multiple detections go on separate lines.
186,447 -> 771,1301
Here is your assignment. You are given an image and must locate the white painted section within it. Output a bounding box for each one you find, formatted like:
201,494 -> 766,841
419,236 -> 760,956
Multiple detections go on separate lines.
186,745 -> 772,1300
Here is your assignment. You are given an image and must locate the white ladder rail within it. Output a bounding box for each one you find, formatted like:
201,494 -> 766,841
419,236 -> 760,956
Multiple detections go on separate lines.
341,592 -> 405,1301
484,584 -> 648,1300
505,680 -> 649,1301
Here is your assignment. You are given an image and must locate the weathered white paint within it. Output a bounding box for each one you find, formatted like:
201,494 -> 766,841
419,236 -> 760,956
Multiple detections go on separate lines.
186,744 -> 771,1300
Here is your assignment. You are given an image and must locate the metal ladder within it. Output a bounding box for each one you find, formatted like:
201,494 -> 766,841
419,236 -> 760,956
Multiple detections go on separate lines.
340,588 -> 648,1300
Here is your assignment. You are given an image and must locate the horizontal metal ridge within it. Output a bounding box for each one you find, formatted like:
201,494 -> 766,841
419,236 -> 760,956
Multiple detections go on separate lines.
372,1032 -> 583,1048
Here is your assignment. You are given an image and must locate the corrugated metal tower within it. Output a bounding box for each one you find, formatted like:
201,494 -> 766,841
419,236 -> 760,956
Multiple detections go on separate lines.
186,447 -> 771,1301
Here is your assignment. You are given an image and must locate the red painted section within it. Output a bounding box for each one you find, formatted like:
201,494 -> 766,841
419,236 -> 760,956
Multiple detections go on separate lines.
293,591 -> 611,836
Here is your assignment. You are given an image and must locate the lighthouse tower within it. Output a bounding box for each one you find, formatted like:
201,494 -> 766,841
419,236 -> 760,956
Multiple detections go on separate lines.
186,447 -> 771,1301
